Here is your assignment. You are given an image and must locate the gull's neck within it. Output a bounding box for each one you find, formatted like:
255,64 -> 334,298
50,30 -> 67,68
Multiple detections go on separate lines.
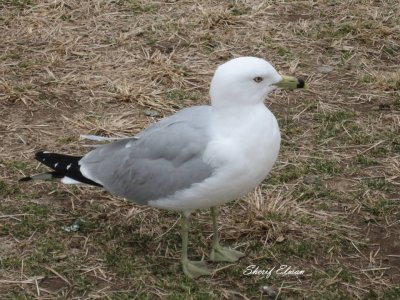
210,92 -> 261,110
210,91 -> 268,117
210,101 -> 270,137
211,101 -> 265,115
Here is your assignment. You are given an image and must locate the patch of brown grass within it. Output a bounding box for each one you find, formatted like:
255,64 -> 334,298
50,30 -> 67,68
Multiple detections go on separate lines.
1,0 -> 399,299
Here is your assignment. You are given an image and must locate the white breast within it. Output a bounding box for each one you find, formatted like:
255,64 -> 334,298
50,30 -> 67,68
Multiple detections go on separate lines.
149,104 -> 281,211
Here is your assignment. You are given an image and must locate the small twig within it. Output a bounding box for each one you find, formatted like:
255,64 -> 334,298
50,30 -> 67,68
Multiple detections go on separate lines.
44,266 -> 72,286
361,267 -> 391,272
0,214 -> 31,219
155,217 -> 180,241
0,276 -> 45,284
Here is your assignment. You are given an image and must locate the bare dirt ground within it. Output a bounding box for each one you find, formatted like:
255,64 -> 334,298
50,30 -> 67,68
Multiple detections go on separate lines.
1,0 -> 399,299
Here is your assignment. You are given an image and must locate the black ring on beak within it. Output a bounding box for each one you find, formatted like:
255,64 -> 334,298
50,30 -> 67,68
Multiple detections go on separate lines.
297,79 -> 305,89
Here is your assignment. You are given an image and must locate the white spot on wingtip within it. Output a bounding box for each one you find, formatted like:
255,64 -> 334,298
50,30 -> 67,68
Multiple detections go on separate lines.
54,163 -> 59,167
61,177 -> 82,184
43,151 -> 50,154
66,163 -> 71,170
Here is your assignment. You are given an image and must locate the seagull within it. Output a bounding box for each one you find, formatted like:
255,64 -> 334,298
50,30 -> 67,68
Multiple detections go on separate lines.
21,57 -> 305,278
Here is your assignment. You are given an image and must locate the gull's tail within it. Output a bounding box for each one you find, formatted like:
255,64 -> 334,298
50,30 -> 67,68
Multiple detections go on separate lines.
20,151 -> 102,187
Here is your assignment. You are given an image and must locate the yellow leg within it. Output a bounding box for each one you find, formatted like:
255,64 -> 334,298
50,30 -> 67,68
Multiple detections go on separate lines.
209,207 -> 245,262
181,212 -> 211,278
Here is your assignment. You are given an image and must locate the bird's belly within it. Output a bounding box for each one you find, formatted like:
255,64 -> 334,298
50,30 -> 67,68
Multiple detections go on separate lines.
149,120 -> 281,212
213,129 -> 281,201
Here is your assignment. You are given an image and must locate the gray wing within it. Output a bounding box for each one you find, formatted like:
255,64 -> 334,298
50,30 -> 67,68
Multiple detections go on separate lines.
80,106 -> 213,204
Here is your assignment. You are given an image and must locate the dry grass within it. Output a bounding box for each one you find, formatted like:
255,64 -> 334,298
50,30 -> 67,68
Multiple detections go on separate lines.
1,0 -> 399,299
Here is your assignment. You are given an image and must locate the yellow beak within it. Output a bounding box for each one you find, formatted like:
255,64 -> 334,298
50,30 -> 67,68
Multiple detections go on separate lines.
274,75 -> 306,90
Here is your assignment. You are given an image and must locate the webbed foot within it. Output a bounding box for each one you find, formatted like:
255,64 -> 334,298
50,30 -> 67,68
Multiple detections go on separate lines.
210,245 -> 245,262
182,259 -> 211,278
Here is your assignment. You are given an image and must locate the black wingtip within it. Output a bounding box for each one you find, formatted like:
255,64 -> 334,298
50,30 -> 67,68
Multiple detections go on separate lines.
31,152 -> 102,187
35,150 -> 46,161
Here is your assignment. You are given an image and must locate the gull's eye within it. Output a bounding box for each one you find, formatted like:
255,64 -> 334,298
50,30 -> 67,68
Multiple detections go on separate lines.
253,76 -> 263,83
